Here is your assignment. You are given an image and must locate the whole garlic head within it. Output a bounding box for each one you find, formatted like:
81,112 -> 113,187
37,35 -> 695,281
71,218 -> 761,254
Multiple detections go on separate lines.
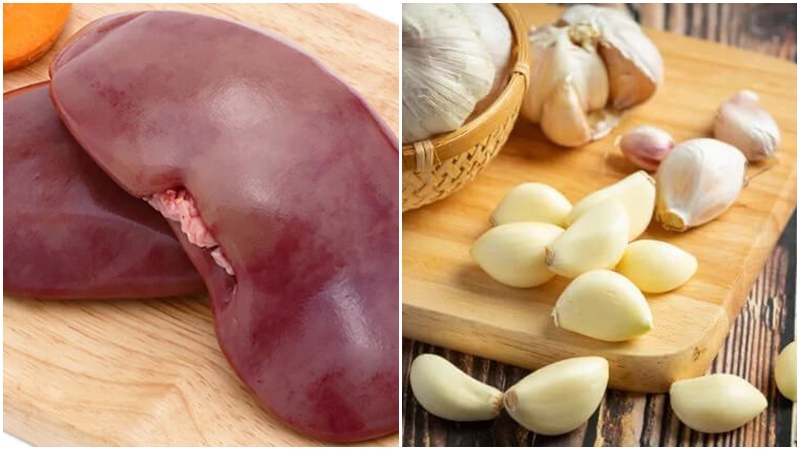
713,90 -> 781,162
522,24 -> 611,147
655,138 -> 747,232
558,5 -> 664,110
402,3 -> 495,144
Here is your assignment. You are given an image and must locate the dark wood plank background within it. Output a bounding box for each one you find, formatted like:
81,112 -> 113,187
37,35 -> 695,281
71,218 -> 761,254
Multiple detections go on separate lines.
401,3 -> 797,446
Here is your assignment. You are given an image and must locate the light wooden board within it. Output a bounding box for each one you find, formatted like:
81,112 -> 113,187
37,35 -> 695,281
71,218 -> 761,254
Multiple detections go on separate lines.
3,3 -> 398,446
402,4 -> 797,394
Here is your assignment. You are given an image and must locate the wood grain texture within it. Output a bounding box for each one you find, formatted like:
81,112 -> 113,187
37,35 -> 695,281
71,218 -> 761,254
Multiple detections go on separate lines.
3,3 -> 398,446
403,3 -> 797,447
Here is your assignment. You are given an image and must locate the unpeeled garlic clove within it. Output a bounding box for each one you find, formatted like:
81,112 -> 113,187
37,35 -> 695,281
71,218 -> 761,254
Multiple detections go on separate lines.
540,78 -> 593,147
774,341 -> 796,401
669,374 -> 767,433
619,126 -> 675,171
546,200 -> 628,278
409,354 -> 503,421
615,240 -> 697,293
567,171 -> 656,241
471,222 -> 564,288
491,183 -> 572,227
713,90 -> 781,162
655,138 -> 746,232
504,357 -> 609,435
559,5 -> 663,110
552,269 -> 652,342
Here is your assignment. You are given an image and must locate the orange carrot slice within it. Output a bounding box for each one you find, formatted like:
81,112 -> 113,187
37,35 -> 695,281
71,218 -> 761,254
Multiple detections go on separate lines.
4,3 -> 71,72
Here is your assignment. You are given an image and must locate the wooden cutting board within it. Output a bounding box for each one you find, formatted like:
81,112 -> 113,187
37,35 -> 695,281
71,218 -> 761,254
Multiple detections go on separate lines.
403,4 -> 797,394
3,3 -> 398,446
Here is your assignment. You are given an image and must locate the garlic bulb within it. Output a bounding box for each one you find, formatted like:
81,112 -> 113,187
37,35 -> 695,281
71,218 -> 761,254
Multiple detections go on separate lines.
669,374 -> 767,433
713,90 -> 781,162
655,138 -> 747,232
402,3 -> 495,144
504,357 -> 609,435
522,24 -> 611,147
619,126 -> 675,171
491,183 -> 572,226
559,5 -> 664,110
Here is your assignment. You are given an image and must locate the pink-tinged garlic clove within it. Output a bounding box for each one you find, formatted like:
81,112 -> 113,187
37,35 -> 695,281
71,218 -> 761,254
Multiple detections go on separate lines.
713,90 -> 781,162
619,125 -> 675,171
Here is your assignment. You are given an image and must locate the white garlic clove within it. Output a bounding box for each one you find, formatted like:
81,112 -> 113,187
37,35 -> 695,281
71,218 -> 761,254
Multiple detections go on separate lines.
713,90 -> 781,162
559,5 -> 664,110
491,183 -> 572,227
552,270 -> 652,342
471,222 -> 564,288
655,138 -> 747,232
567,171 -> 656,241
410,354 -> 504,422
504,357 -> 609,435
540,78 -> 593,147
546,200 -> 629,278
619,125 -> 675,171
774,341 -> 796,401
615,240 -> 697,293
669,374 -> 767,433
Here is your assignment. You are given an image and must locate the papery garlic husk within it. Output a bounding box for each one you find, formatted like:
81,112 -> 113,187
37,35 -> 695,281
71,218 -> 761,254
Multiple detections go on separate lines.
619,125 -> 675,171
713,90 -> 781,162
410,353 -> 504,421
402,3 -> 495,144
491,183 -> 572,227
522,24 -> 611,147
559,5 -> 664,110
615,240 -> 697,293
669,374 -> 767,433
552,270 -> 652,342
546,199 -> 629,278
504,357 -> 609,435
567,171 -> 656,241
458,3 -> 513,119
774,341 -> 796,401
471,222 -> 564,288
655,138 -> 747,232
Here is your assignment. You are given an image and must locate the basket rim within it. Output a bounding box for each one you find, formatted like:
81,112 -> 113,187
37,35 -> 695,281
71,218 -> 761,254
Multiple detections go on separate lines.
401,3 -> 530,173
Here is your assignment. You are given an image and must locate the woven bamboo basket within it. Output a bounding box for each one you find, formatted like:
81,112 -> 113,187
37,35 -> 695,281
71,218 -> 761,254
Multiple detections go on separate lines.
402,3 -> 530,212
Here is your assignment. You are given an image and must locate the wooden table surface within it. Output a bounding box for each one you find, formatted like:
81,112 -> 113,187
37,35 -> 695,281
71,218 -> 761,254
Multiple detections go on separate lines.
401,3 -> 797,447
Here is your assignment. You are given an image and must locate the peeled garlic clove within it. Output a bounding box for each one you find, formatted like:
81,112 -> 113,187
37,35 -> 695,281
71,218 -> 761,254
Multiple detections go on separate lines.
491,183 -> 572,227
504,357 -> 609,435
567,171 -> 655,241
540,78 -> 593,147
669,374 -> 767,433
546,200 -> 628,278
552,270 -> 652,342
410,354 -> 503,421
471,222 -> 564,288
775,341 -> 796,401
615,240 -> 697,293
656,138 -> 747,232
713,90 -> 781,162
619,126 -> 675,171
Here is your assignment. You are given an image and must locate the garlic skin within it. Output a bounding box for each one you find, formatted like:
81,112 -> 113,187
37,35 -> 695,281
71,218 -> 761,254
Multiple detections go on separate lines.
559,5 -> 664,110
655,138 -> 747,232
713,90 -> 781,162
491,183 -> 572,227
546,200 -> 629,278
619,126 -> 675,171
471,222 -> 564,288
522,24 -> 610,147
567,171 -> 656,241
552,270 -> 652,342
774,341 -> 796,401
402,4 -> 495,143
669,374 -> 767,433
615,240 -> 697,293
410,354 -> 504,421
504,357 -> 609,435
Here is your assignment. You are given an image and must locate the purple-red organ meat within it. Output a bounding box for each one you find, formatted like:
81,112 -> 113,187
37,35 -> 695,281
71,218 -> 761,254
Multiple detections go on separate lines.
50,11 -> 398,442
3,82 -> 204,299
